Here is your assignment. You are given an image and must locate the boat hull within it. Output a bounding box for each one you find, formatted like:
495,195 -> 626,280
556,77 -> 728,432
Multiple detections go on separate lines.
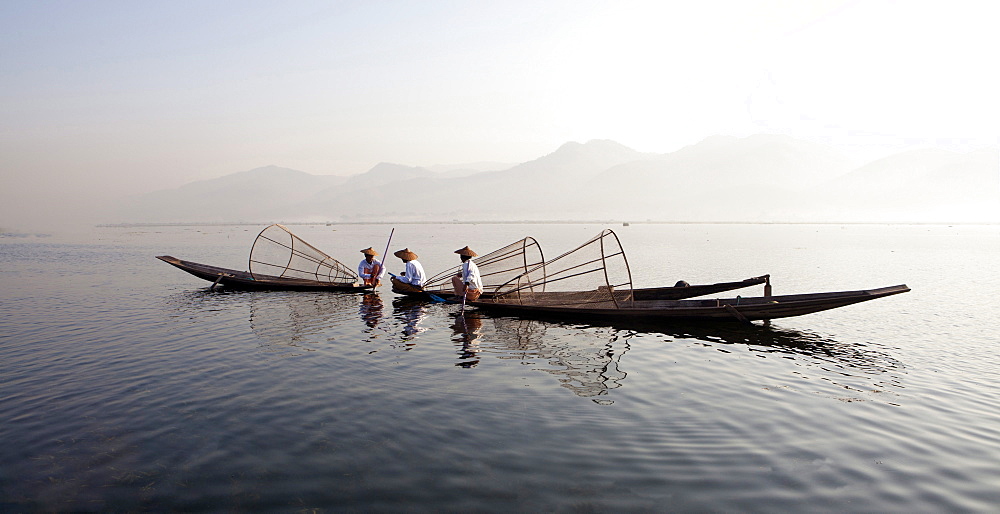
393,275 -> 770,303
632,275 -> 769,300
467,285 -> 910,322
157,255 -> 368,292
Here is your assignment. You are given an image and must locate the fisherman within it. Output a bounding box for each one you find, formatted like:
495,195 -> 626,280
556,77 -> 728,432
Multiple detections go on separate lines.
390,248 -> 426,292
358,247 -> 385,287
451,246 -> 483,301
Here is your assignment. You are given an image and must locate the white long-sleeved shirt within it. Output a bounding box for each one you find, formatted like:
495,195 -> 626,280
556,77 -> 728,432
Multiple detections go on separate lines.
358,258 -> 385,280
462,260 -> 483,291
397,260 -> 426,286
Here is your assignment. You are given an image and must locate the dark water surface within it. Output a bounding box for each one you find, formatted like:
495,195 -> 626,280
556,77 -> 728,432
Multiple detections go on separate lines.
2,223 -> 999,512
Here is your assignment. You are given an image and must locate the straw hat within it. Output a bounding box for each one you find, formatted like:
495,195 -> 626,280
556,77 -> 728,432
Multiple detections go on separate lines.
393,248 -> 418,260
454,246 -> 478,257
360,247 -> 378,256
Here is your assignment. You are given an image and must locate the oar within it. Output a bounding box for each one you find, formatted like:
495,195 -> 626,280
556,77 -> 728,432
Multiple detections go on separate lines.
457,289 -> 470,331
723,304 -> 751,324
369,227 -> 394,289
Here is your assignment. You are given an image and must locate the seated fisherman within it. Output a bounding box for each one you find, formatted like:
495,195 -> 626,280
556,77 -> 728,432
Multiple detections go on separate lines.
451,246 -> 483,301
389,248 -> 426,292
358,247 -> 385,287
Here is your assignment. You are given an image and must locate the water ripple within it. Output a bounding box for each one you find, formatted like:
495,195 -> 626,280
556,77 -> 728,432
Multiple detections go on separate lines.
4,225 -> 1000,511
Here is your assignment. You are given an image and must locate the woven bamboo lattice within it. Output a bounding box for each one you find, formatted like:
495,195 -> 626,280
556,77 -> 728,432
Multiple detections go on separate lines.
423,237 -> 546,295
489,229 -> 634,308
248,224 -> 357,284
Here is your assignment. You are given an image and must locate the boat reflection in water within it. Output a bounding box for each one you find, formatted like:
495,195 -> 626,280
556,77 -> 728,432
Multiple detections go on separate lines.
488,316 -> 629,405
451,312 -> 484,368
248,291 -> 360,357
481,314 -> 905,404
165,286 -> 903,404
605,317 -> 905,401
611,318 -> 904,375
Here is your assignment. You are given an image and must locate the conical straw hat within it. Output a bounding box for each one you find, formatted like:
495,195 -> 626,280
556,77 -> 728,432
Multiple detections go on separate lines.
454,246 -> 478,257
360,247 -> 378,256
393,248 -> 418,260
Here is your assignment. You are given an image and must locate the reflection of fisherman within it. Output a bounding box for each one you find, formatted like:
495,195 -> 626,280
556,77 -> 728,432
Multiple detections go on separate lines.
358,247 -> 386,287
451,246 -> 483,301
393,298 -> 427,339
453,312 -> 483,367
389,248 -> 426,293
359,293 -> 383,328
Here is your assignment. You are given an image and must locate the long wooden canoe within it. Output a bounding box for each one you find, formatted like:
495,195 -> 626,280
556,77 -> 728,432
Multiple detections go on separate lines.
465,284 -> 910,323
157,255 -> 368,292
632,275 -> 770,300
393,274 -> 771,302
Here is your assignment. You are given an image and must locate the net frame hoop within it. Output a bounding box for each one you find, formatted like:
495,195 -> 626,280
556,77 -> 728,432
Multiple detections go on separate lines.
523,237 -> 547,295
248,224 -> 354,283
493,229 -> 633,307
601,229 -> 634,308
493,234 -> 594,304
601,228 -> 635,307
317,256 -> 335,282
491,230 -> 590,305
501,237 -> 547,298
600,230 -> 615,308
423,236 -> 546,293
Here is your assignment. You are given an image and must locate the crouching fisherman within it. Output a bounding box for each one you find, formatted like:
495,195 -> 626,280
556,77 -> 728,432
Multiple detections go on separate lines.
452,246 -> 483,301
390,248 -> 426,293
358,247 -> 386,287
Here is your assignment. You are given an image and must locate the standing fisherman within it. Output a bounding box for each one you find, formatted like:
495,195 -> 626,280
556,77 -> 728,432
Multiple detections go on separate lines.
451,246 -> 483,301
358,247 -> 385,287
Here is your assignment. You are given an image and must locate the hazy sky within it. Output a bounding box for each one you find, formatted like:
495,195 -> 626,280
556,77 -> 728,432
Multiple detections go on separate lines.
2,0 -> 996,230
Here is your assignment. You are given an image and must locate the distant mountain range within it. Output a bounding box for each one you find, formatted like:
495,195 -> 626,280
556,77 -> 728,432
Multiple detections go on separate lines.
117,134 -> 1000,224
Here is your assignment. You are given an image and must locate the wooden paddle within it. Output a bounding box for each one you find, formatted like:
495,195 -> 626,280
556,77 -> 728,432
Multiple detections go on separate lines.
369,227 -> 394,289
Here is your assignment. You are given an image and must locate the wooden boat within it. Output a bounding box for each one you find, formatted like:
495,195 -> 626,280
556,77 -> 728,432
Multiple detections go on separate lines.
445,230 -> 910,323
398,275 -> 771,303
157,255 -> 367,292
396,230 -> 909,323
633,275 -> 770,300
395,234 -> 771,303
467,284 -> 910,323
158,224 -> 366,292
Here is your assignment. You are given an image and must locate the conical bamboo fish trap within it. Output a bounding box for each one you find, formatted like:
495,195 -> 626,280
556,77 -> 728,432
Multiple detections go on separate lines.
489,229 -> 634,308
248,224 -> 356,284
423,237 -> 546,295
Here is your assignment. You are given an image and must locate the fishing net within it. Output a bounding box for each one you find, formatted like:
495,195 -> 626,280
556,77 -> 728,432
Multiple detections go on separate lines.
489,229 -> 634,308
248,224 -> 357,283
423,237 -> 546,295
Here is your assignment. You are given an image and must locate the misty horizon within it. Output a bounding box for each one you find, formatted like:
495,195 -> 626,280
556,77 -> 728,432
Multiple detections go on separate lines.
1,134 -> 988,234
2,2 -> 997,232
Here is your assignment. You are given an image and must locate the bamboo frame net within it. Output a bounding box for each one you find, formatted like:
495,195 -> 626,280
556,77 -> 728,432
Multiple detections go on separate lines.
248,224 -> 357,284
423,237 -> 546,295
488,229 -> 634,308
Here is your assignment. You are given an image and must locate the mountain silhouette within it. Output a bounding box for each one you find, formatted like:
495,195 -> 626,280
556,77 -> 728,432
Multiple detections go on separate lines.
116,137 -> 999,224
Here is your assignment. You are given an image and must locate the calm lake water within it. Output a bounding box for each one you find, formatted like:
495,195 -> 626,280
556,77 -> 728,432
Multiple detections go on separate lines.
2,222 -> 999,512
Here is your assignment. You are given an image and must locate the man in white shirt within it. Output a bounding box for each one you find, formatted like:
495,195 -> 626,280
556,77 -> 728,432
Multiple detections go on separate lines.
390,248 -> 426,292
451,246 -> 483,301
358,247 -> 385,287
